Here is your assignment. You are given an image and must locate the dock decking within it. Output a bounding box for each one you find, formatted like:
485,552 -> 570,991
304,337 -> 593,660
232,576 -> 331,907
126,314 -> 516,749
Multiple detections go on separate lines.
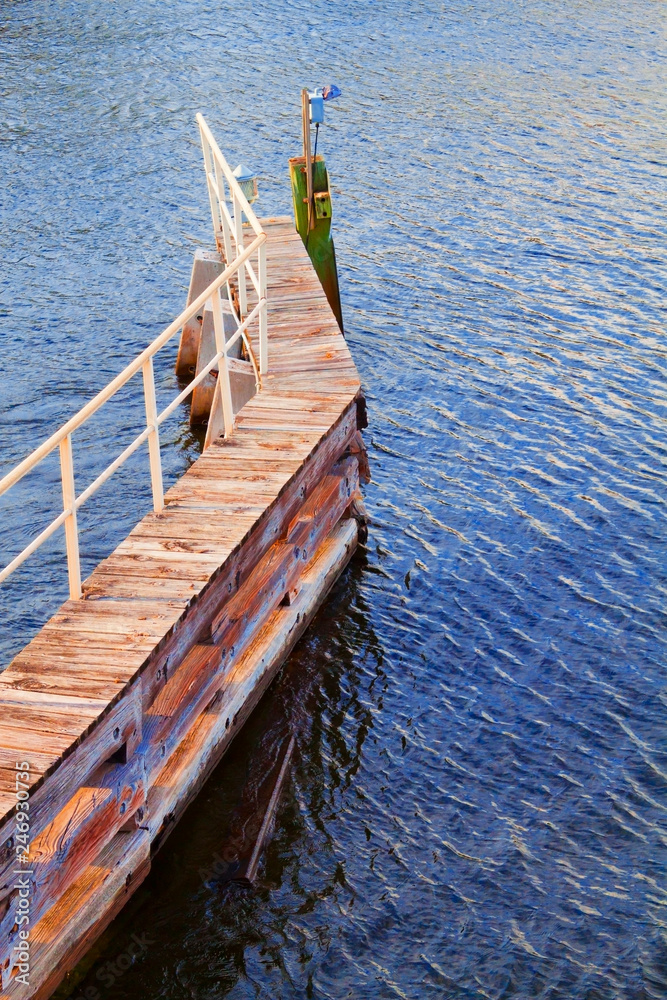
0,217 -> 367,999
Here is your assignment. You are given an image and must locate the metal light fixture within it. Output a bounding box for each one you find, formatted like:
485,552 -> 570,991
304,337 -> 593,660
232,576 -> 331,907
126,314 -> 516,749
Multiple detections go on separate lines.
233,163 -> 258,204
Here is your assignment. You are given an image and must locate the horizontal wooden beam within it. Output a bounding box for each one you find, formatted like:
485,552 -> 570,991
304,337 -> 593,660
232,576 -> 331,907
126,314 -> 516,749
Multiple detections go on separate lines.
148,516 -> 358,849
0,685 -> 142,873
0,753 -> 146,990
2,829 -> 150,999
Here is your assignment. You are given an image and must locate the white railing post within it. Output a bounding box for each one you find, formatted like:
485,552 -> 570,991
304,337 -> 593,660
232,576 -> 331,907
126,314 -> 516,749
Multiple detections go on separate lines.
210,289 -> 234,437
233,191 -> 248,317
0,119 -> 269,595
142,357 -> 164,512
59,434 -> 81,600
215,160 -> 234,266
201,136 -> 221,244
258,242 -> 268,375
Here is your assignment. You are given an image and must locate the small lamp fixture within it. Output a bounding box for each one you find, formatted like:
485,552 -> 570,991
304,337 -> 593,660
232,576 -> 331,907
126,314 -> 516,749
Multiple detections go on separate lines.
233,163 -> 258,204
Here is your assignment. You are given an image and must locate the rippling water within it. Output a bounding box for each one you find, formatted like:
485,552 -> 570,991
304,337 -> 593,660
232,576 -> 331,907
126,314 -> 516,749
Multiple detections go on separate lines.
2,1 -> 667,998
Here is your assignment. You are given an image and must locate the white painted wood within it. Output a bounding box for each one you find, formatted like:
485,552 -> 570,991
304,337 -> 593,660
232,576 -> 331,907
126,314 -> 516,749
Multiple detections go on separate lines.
142,357 -> 164,512
210,288 -> 235,438
196,114 -> 263,238
233,191 -> 248,317
201,136 -> 221,246
0,117 -> 270,593
0,234 -> 264,498
75,426 -> 151,510
59,434 -> 81,600
259,243 -> 268,375
0,509 -> 70,584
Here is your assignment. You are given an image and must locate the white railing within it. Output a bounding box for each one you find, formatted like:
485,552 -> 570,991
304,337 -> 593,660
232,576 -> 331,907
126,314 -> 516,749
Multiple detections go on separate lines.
197,113 -> 268,375
0,117 -> 268,600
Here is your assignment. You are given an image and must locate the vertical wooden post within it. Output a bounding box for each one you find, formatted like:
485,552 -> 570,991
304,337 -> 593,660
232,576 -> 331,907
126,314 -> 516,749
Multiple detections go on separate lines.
288,156 -> 344,332
175,250 -> 224,378
301,88 -> 314,232
215,159 -> 234,266
211,290 -> 234,438
233,192 -> 248,318
59,434 -> 81,600
245,735 -> 296,883
200,133 -> 222,249
198,124 -> 233,264
143,358 -> 164,512
259,242 -> 268,376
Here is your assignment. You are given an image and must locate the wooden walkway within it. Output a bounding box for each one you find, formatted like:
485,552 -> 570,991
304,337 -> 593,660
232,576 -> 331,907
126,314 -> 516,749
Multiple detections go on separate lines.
0,218 -> 366,999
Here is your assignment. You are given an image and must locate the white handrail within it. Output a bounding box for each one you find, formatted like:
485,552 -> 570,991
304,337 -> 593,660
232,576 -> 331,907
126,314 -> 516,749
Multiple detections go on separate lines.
197,114 -> 268,375
0,118 -> 269,599
196,114 -> 263,238
0,236 -> 263,499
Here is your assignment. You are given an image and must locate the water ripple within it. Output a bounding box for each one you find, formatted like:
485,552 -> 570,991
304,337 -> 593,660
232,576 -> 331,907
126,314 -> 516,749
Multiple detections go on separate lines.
1,1 -> 666,998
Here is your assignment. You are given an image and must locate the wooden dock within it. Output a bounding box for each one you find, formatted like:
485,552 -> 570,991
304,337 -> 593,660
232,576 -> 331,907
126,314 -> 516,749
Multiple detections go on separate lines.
0,216 -> 367,999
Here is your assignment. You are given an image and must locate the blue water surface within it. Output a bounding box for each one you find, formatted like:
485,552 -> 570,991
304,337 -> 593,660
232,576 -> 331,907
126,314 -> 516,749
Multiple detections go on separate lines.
1,1 -> 666,998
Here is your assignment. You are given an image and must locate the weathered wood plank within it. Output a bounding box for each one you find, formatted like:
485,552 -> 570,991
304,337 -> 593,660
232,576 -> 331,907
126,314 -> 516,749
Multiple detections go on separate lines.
2,828 -> 150,999
210,457 -> 358,645
0,753 -> 146,975
17,627 -> 158,653
135,403 -> 359,711
0,670 -> 129,704
148,516 -> 358,849
142,458 -> 357,784
0,214 -> 365,997
0,685 -> 141,867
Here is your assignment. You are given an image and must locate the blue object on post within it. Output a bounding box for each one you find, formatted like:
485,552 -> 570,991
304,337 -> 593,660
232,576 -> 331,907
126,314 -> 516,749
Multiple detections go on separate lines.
308,89 -> 325,124
307,85 -> 341,125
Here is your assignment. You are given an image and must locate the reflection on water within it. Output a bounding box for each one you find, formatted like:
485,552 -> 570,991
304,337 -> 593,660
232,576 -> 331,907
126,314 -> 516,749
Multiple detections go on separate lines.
2,0 -> 667,997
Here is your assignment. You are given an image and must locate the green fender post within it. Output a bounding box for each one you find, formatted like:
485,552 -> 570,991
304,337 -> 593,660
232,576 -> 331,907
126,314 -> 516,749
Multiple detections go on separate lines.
289,154 -> 344,333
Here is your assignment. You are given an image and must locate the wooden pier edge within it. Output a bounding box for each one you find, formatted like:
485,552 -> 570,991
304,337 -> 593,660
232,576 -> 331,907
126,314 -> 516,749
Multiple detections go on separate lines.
0,217 -> 369,998
24,519 -> 359,1000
